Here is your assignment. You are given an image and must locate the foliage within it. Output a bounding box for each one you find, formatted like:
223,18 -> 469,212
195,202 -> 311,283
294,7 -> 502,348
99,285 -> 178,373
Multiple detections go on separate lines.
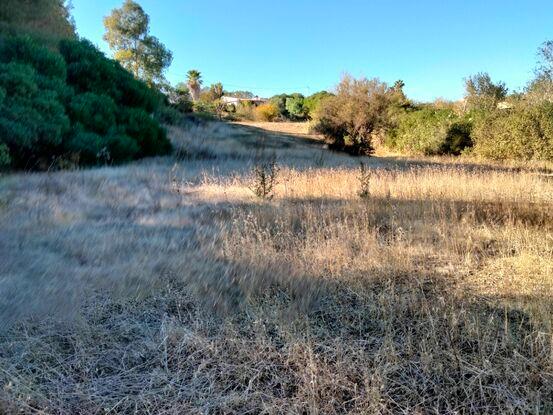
285,95 -> 307,120
313,75 -> 395,156
103,0 -> 172,87
0,0 -> 75,41
250,155 -> 279,200
254,102 -> 280,122
472,102 -> 553,161
357,162 -> 371,199
209,83 -> 224,100
386,108 -> 472,156
186,69 -> 202,101
0,35 -> 170,169
465,72 -> 508,111
0,142 -> 10,168
167,82 -> 193,113
303,91 -> 333,118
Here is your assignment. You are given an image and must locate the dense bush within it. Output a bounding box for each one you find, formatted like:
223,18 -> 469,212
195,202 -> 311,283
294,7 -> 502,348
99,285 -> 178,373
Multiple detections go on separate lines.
303,91 -> 333,118
313,76 -> 396,156
254,102 -> 279,121
472,103 -> 553,161
0,35 -> 171,169
386,108 -> 472,156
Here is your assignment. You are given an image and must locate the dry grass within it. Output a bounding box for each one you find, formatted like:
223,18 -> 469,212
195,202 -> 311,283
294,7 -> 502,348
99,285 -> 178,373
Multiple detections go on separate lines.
0,121 -> 552,414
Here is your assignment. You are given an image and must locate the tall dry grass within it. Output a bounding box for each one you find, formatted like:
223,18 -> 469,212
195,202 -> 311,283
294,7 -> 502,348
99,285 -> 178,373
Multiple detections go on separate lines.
0,121 -> 552,413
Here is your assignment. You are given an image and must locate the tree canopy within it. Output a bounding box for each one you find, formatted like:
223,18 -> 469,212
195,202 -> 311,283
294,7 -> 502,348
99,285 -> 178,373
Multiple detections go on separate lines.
103,0 -> 172,88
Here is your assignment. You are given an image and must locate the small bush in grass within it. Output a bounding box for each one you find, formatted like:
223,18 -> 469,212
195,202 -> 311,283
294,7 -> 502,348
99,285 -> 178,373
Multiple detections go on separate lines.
254,102 -> 279,122
358,162 -> 371,199
250,154 -> 279,200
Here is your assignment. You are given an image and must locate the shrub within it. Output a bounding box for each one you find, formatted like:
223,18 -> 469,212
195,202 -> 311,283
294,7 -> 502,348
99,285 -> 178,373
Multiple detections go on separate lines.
304,91 -> 333,118
0,35 -> 67,80
64,130 -> 107,165
0,142 -> 10,169
313,75 -> 394,156
386,108 -> 472,156
0,62 -> 70,166
120,108 -> 171,157
0,34 -> 171,169
254,102 -> 279,122
69,93 -> 117,135
472,103 -> 553,161
285,95 -> 307,120
235,101 -> 255,121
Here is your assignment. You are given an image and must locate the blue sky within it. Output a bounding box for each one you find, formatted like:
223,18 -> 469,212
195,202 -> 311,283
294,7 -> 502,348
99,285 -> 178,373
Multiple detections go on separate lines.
72,0 -> 553,101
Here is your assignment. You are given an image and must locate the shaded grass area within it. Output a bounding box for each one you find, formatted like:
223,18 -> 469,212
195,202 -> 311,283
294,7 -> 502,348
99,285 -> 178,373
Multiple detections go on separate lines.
0,121 -> 552,413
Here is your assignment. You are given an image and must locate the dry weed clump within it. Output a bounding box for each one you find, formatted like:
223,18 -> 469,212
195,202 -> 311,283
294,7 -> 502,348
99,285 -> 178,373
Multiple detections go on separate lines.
0,122 -> 552,413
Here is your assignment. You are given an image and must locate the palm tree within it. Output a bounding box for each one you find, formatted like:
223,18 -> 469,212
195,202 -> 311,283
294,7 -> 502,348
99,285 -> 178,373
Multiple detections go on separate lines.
186,69 -> 202,102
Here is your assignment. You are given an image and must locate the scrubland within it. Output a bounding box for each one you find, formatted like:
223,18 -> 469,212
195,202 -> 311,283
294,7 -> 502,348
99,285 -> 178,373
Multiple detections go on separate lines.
0,121 -> 552,414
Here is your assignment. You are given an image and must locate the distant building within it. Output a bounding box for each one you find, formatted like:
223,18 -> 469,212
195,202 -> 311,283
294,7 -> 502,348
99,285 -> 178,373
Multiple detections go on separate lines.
221,96 -> 267,109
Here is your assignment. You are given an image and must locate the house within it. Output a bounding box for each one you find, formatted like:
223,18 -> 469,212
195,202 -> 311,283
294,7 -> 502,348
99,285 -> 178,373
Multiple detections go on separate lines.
221,96 -> 267,109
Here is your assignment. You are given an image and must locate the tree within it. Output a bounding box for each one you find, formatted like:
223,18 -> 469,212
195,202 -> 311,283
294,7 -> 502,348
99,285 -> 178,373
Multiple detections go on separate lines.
209,82 -> 224,100
314,75 -> 395,156
285,94 -> 307,120
186,70 -> 202,101
527,41 -> 553,103
103,0 -> 172,87
464,72 -> 508,111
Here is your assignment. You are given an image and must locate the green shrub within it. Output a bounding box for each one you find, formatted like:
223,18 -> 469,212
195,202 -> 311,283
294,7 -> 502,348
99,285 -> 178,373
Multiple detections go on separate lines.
0,142 -> 10,169
0,34 -> 171,169
0,62 -> 70,166
69,93 -> 117,135
387,108 -> 472,155
121,108 -> 171,157
0,35 -> 66,79
285,95 -> 307,120
472,103 -> 553,161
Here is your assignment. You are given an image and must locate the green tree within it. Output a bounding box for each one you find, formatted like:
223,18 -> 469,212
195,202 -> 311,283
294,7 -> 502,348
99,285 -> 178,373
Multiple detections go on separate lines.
186,70 -> 202,101
103,0 -> 172,87
285,94 -> 307,120
209,82 -> 224,100
464,72 -> 508,111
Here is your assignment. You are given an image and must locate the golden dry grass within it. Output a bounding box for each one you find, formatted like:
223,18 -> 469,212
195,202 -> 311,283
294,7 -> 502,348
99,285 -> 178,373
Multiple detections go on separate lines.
0,120 -> 552,413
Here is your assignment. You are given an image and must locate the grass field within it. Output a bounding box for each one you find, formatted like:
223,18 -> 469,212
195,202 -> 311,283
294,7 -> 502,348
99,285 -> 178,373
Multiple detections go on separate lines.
0,121 -> 552,413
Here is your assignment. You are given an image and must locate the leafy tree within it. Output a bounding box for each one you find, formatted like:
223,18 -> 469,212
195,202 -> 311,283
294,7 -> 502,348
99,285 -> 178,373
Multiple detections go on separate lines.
186,70 -> 202,101
464,72 -> 508,111
304,91 -> 333,118
209,82 -> 224,100
103,0 -> 172,87
285,94 -> 307,120
170,82 -> 193,112
314,75 -> 395,155
527,41 -> 553,103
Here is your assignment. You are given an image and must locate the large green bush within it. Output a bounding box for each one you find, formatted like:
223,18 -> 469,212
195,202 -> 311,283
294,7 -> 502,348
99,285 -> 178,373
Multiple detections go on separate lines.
386,108 -> 472,156
472,103 -> 553,161
0,35 -> 171,169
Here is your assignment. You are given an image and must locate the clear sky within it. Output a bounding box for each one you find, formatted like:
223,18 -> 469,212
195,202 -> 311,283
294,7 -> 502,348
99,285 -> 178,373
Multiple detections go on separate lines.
71,0 -> 553,101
